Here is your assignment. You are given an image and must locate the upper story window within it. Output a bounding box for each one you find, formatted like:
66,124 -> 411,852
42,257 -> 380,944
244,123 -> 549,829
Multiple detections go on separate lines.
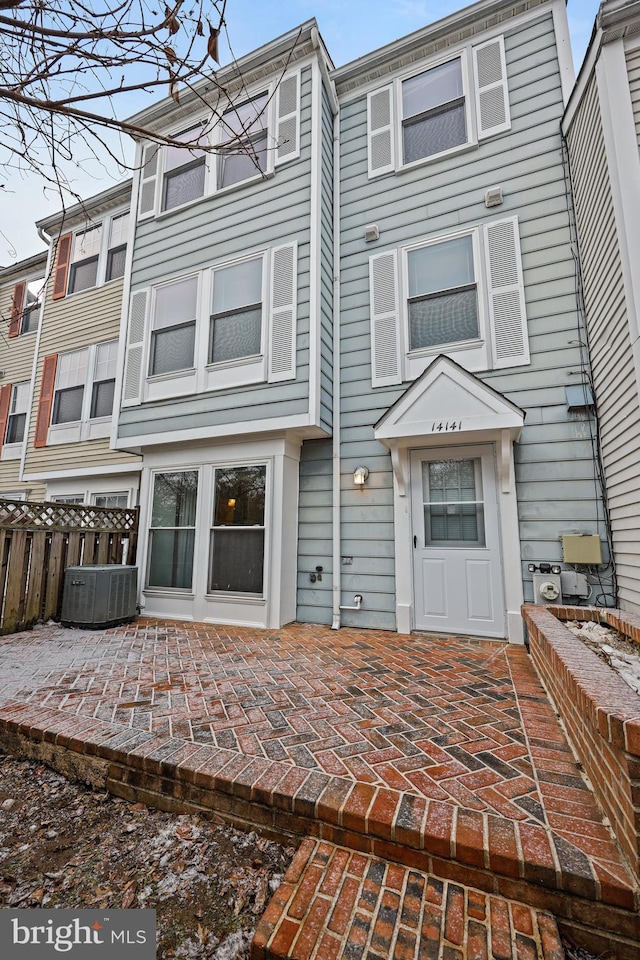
122,242 -> 297,407
69,225 -> 102,294
163,124 -> 207,212
35,339 -> 118,447
402,59 -> 466,164
5,382 -> 29,445
137,71 -> 300,219
407,235 -> 477,351
367,36 -> 510,178
52,209 -> 130,301
149,275 -> 198,376
8,276 -> 45,338
219,94 -> 268,189
369,217 -> 529,388
210,257 -> 263,364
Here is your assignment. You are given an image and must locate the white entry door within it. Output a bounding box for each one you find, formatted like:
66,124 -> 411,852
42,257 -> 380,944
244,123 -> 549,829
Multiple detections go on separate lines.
411,445 -> 505,637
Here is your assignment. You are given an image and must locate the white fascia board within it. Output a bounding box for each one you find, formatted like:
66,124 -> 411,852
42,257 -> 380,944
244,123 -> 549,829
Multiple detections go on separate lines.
23,462 -> 142,482
563,28 -> 604,132
114,413 -> 329,450
551,0 -> 575,104
333,0 -> 550,102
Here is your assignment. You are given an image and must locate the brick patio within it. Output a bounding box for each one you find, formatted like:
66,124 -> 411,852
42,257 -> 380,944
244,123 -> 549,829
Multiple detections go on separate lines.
0,618 -> 638,958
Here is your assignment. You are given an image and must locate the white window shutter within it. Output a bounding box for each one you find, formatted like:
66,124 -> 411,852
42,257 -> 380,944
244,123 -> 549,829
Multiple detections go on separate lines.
275,72 -> 300,164
138,144 -> 159,219
484,217 -> 529,368
367,86 -> 395,178
122,290 -> 148,404
369,251 -> 402,387
268,243 -> 297,382
473,36 -> 510,139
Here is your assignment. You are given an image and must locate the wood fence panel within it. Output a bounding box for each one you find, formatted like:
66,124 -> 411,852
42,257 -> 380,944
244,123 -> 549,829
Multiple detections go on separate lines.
96,534 -> 110,565
3,530 -> 28,635
66,531 -> 82,569
110,533 -> 123,564
0,499 -> 139,634
25,532 -> 47,625
82,533 -> 97,566
44,533 -> 65,621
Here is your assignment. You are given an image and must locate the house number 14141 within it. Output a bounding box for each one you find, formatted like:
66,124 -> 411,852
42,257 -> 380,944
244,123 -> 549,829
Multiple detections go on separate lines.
431,420 -> 463,432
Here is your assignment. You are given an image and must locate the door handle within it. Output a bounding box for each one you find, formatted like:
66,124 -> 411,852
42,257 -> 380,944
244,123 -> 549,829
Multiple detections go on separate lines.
413,535 -> 417,548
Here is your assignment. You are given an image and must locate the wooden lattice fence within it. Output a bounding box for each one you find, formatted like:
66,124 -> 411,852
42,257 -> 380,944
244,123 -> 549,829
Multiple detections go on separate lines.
0,499 -> 139,636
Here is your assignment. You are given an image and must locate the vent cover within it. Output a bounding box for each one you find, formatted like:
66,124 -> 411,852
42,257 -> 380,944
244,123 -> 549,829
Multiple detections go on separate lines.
61,565 -> 137,628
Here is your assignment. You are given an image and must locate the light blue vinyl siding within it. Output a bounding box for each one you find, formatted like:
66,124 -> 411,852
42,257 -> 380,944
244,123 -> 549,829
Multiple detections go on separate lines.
119,67 -> 316,440
296,438 -> 333,624
326,10 -> 607,630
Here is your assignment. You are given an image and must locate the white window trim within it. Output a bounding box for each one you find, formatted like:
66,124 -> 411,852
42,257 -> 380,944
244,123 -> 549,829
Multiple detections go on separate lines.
207,461 -> 269,600
145,466 -> 201,597
66,206 -> 130,296
401,227 -> 489,379
396,48 -> 475,172
2,381 -> 29,459
20,275 -> 46,335
48,340 -> 118,445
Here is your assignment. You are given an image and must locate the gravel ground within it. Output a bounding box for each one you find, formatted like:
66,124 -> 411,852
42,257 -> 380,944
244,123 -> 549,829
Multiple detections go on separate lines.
0,751 -> 294,959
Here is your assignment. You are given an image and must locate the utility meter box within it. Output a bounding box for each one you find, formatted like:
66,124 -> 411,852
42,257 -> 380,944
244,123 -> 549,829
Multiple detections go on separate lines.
532,573 -> 561,605
561,535 -> 603,565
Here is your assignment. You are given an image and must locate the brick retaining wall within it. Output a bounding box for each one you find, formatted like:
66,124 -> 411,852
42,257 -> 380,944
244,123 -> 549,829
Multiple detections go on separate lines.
523,604 -> 640,882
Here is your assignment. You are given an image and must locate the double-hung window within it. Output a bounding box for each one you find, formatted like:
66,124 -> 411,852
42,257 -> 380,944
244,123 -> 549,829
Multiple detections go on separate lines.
106,213 -> 129,281
68,225 -> 102,294
5,382 -> 29,445
209,465 -> 266,595
218,94 -> 269,189
150,276 -> 198,376
407,234 -> 478,351
48,340 -> 118,441
163,124 -> 207,212
52,350 -> 87,425
21,278 -> 45,334
402,58 -> 467,164
147,471 -> 198,590
209,258 -> 263,364
90,341 -> 118,418
53,208 -> 130,299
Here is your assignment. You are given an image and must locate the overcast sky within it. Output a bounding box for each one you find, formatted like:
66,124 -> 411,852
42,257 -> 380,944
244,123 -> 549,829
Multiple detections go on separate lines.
1,0 -> 599,264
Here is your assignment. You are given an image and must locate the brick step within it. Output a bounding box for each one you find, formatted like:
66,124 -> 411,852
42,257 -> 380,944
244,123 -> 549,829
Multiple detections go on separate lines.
251,837 -> 565,960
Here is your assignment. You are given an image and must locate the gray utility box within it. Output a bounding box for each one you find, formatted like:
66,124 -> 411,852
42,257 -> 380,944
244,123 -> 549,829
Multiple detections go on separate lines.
61,565 -> 137,628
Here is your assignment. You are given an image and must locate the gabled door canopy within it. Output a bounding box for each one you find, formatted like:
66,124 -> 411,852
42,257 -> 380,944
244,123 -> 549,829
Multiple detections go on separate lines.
374,355 -> 525,495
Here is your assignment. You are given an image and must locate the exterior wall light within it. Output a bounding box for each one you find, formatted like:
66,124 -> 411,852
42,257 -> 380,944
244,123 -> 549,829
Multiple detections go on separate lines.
353,466 -> 369,486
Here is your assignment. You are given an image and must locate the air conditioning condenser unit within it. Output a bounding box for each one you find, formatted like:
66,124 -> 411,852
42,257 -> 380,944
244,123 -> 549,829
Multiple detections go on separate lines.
61,565 -> 138,628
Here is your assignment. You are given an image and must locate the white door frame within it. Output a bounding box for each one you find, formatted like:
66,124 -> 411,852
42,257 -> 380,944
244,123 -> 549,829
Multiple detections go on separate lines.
387,430 -> 523,642
410,443 -> 505,638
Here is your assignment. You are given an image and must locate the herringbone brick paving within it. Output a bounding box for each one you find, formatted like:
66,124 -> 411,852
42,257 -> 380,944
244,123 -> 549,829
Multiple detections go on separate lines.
251,837 -> 566,960
0,617 -> 634,902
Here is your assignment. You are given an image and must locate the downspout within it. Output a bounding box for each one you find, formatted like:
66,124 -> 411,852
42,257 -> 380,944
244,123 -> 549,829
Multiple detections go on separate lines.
310,28 -> 342,630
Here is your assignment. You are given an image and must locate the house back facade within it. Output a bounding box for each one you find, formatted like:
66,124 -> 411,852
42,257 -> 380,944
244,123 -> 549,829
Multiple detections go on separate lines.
2,0 -> 615,642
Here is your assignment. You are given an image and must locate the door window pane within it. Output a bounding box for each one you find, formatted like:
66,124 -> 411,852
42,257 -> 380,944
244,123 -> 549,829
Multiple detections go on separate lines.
148,471 -> 198,590
422,458 -> 485,546
209,465 -> 266,594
